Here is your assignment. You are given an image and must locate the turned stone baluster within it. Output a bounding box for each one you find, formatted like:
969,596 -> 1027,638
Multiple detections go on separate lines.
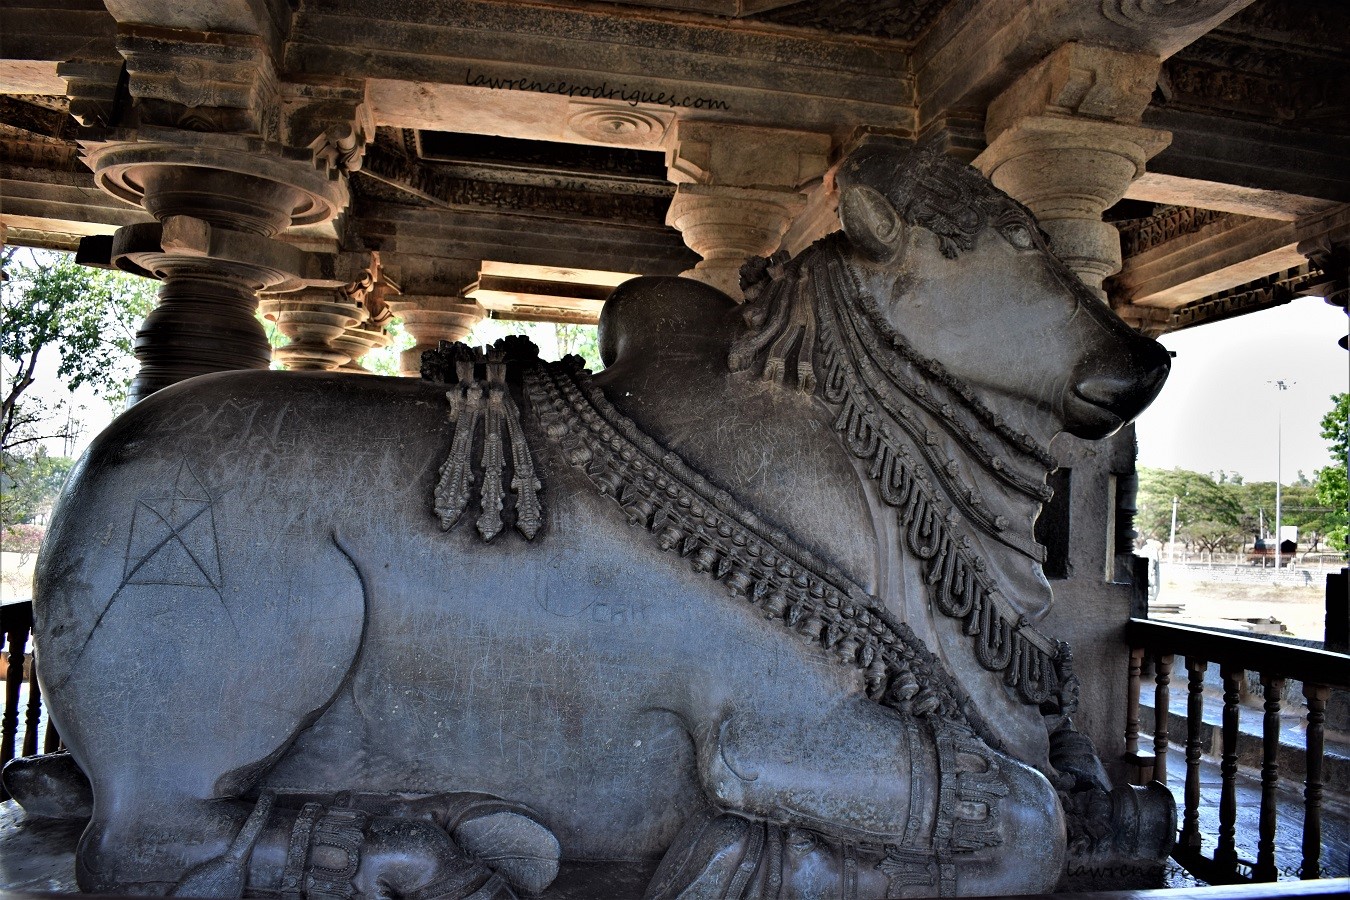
1125,645 -> 1145,781
1215,664 -> 1243,872
261,289 -> 365,371
43,717 -> 61,753
22,658 -> 41,758
1254,673 -> 1285,882
1153,653 -> 1173,784
1300,682 -> 1329,880
1182,657 -> 1207,850
1,622 -> 28,773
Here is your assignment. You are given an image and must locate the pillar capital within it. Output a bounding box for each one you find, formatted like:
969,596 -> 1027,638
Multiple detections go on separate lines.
665,122 -> 831,299
975,43 -> 1171,300
1294,203 -> 1350,313
667,121 -> 831,190
386,295 -> 487,377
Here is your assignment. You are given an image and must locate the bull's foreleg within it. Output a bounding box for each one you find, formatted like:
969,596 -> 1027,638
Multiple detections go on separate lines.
672,697 -> 1064,897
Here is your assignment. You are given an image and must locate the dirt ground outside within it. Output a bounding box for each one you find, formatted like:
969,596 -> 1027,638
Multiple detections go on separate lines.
1151,561 -> 1338,641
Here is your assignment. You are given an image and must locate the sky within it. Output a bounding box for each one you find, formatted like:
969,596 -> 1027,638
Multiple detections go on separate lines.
1134,296 -> 1349,482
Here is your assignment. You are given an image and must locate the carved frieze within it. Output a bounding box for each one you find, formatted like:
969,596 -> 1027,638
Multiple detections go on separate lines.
1167,264 -> 1321,331
1115,205 -> 1233,259
360,139 -> 673,226
1157,4 -> 1350,132
755,0 -> 956,43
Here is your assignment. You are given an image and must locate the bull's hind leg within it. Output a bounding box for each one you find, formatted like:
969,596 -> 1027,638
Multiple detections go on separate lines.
37,534 -> 366,894
662,698 -> 1064,897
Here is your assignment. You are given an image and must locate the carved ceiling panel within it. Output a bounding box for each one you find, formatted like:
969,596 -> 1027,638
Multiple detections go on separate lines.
1158,0 -> 1350,132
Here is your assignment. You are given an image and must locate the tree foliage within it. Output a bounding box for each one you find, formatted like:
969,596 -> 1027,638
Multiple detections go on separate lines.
1135,467 -> 1243,547
0,450 -> 73,526
2,249 -> 155,529
2,250 -> 155,453
1313,392 -> 1349,552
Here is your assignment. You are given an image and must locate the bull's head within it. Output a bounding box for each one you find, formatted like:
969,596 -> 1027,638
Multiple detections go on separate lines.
834,144 -> 1169,444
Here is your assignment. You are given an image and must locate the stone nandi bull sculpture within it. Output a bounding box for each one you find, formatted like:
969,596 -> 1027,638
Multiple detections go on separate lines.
14,143 -> 1173,899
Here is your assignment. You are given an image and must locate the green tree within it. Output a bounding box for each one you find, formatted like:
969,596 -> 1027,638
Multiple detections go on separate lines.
1135,467 -> 1244,549
0,450 -> 74,525
2,250 -> 156,452
2,250 -> 155,531
555,323 -> 601,369
1313,392 -> 1349,552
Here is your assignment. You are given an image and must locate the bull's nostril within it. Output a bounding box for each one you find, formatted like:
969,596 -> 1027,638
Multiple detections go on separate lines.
1074,376 -> 1128,408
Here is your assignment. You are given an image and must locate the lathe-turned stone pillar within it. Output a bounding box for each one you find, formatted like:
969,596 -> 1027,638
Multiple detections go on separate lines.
68,11 -> 373,402
90,142 -> 350,402
262,258 -> 397,373
386,295 -> 486,377
666,122 -> 831,300
336,283 -> 397,374
975,44 -> 1171,299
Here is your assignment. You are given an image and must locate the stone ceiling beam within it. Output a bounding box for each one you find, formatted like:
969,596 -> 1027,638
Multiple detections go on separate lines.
0,1 -> 116,95
1125,108 -> 1348,220
103,0 -> 292,54
914,0 -> 1257,136
286,0 -> 914,142
1111,210 -> 1301,312
1112,203 -> 1350,335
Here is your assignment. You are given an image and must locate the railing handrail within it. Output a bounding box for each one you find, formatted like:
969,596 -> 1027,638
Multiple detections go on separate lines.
1127,618 -> 1349,689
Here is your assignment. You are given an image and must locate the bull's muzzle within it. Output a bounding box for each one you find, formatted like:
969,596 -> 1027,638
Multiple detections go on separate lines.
1066,336 -> 1171,439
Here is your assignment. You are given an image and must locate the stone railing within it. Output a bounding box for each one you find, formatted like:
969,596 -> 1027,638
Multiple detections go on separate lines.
1125,594 -> 1349,885
1,600 -> 59,799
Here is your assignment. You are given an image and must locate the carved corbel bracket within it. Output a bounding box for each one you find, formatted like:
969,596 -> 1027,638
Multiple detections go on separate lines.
667,121 -> 830,190
1294,203 -> 1350,310
282,77 -> 375,181
57,60 -> 127,129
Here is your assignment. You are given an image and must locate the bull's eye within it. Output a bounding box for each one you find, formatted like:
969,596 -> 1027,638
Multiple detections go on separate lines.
1001,222 -> 1035,251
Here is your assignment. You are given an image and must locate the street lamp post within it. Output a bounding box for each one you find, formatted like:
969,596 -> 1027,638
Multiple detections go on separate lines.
1269,379 -> 1293,571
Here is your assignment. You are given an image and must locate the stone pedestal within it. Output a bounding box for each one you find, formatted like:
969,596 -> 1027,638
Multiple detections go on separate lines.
666,122 -> 830,300
387,295 -> 486,377
975,44 -> 1171,299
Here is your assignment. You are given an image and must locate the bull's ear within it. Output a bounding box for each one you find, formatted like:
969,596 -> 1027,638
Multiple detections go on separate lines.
839,184 -> 906,262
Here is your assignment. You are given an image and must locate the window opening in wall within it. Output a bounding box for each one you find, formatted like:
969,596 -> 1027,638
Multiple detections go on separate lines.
1131,297 -> 1348,643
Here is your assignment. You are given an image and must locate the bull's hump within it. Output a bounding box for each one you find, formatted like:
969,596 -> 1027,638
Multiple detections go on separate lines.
592,333 -> 881,594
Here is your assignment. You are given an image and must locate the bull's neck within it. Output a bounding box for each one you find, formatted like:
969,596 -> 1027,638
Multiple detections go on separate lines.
806,241 -> 1055,567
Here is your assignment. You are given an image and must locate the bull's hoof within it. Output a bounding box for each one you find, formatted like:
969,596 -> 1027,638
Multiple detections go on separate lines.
1,752 -> 93,821
1059,782 -> 1176,891
451,806 -> 560,895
